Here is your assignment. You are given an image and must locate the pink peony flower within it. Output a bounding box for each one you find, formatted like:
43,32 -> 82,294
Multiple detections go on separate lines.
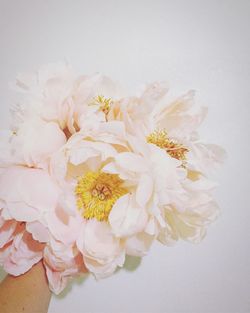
0,63 -> 225,294
12,63 -> 124,137
43,238 -> 87,295
0,166 -> 60,222
0,214 -> 44,275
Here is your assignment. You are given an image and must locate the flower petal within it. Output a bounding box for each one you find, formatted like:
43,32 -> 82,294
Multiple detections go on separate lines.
109,194 -> 148,237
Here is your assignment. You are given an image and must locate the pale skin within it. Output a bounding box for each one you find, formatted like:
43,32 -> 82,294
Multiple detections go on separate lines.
0,261 -> 51,313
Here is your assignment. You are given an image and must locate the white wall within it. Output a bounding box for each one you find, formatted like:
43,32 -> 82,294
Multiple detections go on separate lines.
0,0 -> 249,312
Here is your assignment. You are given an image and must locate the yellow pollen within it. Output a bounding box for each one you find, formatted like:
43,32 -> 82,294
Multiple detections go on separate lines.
75,171 -> 128,221
89,95 -> 112,121
147,129 -> 189,161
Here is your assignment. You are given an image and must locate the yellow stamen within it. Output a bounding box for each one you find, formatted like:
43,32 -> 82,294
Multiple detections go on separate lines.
187,170 -> 200,181
89,95 -> 112,121
75,171 -> 128,221
147,129 -> 189,161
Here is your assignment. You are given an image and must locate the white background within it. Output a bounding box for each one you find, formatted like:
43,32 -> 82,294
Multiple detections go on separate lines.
0,0 -> 249,312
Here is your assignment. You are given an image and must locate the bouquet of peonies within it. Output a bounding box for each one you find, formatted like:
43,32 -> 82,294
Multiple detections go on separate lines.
0,63 -> 225,294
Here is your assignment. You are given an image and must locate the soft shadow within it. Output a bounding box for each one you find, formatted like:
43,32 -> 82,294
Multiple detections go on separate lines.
55,273 -> 89,299
123,255 -> 142,272
55,255 -> 142,298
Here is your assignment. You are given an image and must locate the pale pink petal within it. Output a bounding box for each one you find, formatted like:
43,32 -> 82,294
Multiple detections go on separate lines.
26,221 -> 50,243
5,201 -> 39,222
0,166 -> 60,222
4,232 -> 44,276
136,174 -> 153,207
82,220 -> 121,262
115,152 -> 148,173
0,219 -> 17,248
83,250 -> 125,279
45,207 -> 82,245
10,119 -> 66,168
109,194 -> 148,238
44,243 -> 86,294
125,232 -> 155,257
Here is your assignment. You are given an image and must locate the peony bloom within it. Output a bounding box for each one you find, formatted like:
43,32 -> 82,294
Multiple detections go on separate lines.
0,166 -> 60,223
43,238 -> 86,295
0,63 -> 224,294
45,121 -> 187,280
110,83 -> 225,175
46,124 -> 147,279
106,83 -> 225,246
158,201 -> 219,245
12,62 -> 124,138
0,117 -> 66,169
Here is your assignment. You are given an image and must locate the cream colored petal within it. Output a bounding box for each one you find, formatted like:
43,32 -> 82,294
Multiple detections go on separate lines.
109,194 -> 148,238
136,174 -> 153,207
125,232 -> 155,257
115,152 -> 148,173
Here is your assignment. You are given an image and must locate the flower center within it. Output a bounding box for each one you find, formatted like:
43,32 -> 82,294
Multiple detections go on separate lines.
75,171 -> 127,221
90,95 -> 112,121
147,129 -> 189,161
